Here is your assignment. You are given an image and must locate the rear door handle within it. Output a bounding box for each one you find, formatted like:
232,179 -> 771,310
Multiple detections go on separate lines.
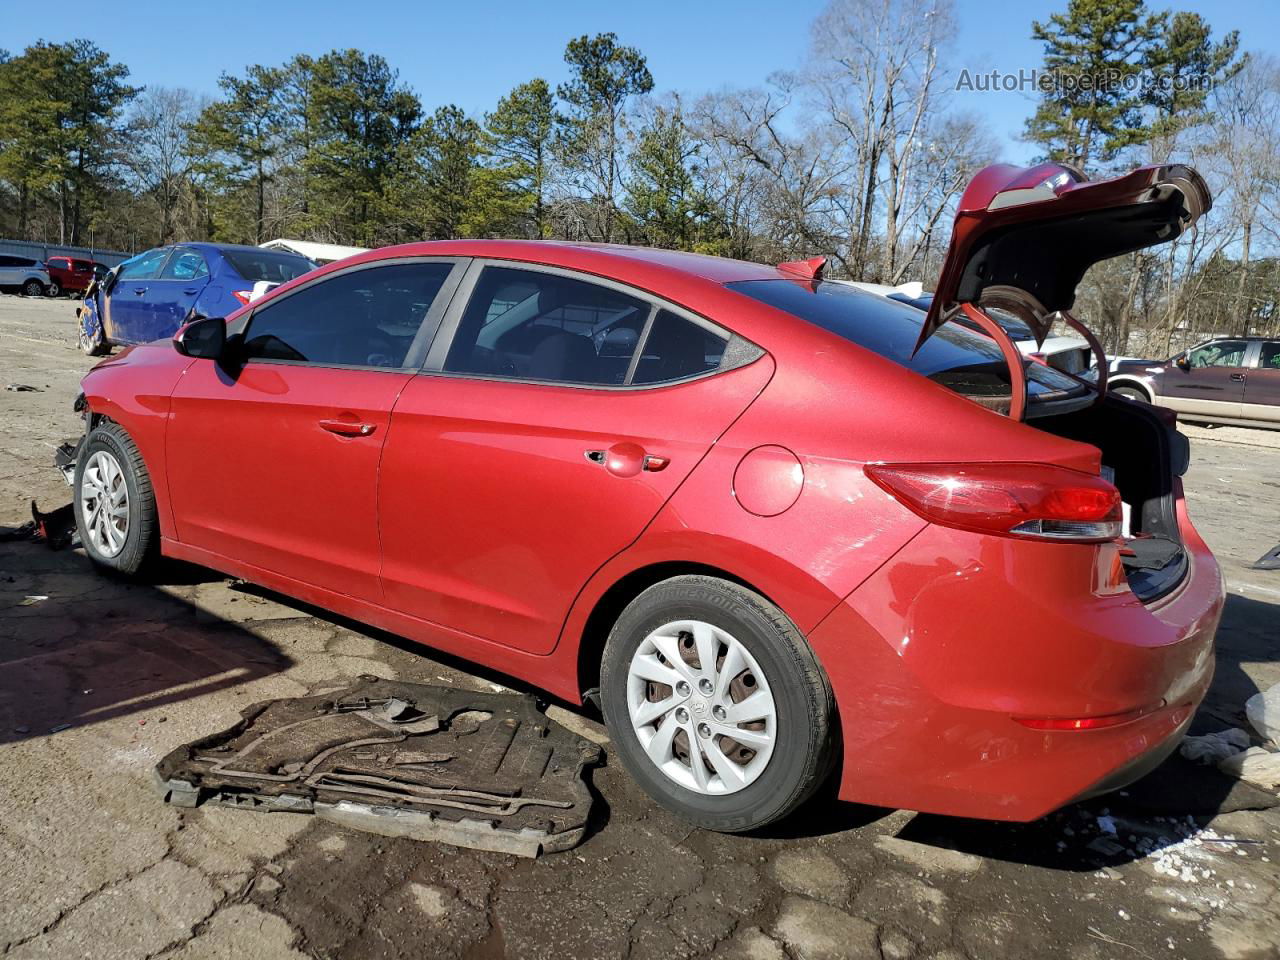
133,287 -> 146,296
319,418 -> 376,437
1229,373 -> 1246,382
585,446 -> 669,475
183,288 -> 198,295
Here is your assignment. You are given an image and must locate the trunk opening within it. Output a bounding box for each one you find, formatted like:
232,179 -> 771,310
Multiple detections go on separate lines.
1032,395 -> 1190,603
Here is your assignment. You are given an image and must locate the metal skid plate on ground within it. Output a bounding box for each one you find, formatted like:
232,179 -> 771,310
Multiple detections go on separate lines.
154,676 -> 602,857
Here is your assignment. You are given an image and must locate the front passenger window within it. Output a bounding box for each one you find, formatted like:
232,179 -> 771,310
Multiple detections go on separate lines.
1187,340 -> 1247,368
242,262 -> 454,369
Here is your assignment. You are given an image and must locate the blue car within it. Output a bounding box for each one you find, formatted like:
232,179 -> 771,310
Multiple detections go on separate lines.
78,243 -> 315,355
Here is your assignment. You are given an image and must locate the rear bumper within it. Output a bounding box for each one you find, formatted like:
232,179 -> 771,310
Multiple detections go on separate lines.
808,483 -> 1222,821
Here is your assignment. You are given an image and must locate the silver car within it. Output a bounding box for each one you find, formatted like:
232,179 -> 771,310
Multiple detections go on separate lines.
0,255 -> 52,296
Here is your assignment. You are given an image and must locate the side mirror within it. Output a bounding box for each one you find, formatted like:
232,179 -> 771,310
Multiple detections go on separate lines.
174,316 -> 226,360
1174,354 -> 1190,372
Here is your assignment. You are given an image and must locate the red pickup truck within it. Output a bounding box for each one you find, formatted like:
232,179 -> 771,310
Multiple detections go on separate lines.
45,256 -> 105,297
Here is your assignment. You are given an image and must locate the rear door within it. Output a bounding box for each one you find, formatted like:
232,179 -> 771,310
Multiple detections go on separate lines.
149,247 -> 211,337
378,262 -> 772,655
105,248 -> 170,343
1159,339 -> 1249,418
167,258 -> 464,600
1243,341 -> 1280,425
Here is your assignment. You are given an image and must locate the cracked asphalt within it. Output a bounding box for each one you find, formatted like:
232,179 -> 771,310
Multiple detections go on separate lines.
2,294 -> 1279,960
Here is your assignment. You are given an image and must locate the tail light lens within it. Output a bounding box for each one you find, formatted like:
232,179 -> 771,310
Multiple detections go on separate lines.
231,289 -> 252,306
865,462 -> 1122,543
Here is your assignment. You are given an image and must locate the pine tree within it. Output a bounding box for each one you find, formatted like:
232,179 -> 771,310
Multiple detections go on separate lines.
1023,0 -> 1164,170
485,79 -> 556,238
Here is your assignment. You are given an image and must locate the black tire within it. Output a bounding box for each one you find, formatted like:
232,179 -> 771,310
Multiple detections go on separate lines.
74,422 -> 158,575
600,575 -> 835,832
1110,385 -> 1151,403
21,278 -> 44,297
46,281 -> 61,298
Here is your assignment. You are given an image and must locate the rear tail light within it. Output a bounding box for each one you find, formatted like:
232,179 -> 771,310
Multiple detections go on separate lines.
865,461 -> 1122,543
231,290 -> 252,306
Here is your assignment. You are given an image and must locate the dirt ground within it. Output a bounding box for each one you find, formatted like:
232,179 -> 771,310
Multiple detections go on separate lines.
2,294 -> 1278,960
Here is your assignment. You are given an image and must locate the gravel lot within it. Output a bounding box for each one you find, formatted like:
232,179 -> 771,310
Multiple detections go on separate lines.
2,294 -> 1278,960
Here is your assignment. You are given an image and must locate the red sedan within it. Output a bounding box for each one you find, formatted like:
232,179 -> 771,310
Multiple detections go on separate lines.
71,162 -> 1222,831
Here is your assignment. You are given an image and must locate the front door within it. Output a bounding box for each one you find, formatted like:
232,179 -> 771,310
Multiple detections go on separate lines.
1243,340 -> 1280,425
1159,339 -> 1250,418
166,258 -> 463,600
105,247 -> 170,344
378,263 -> 773,655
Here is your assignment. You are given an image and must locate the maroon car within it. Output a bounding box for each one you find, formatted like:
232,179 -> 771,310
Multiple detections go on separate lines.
44,256 -> 103,298
1109,337 -> 1280,430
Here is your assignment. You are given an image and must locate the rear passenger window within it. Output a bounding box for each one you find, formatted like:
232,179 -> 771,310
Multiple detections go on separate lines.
444,267 -> 731,387
445,267 -> 650,385
242,262 -> 454,369
161,249 -> 208,281
632,310 -> 728,384
1261,343 -> 1280,370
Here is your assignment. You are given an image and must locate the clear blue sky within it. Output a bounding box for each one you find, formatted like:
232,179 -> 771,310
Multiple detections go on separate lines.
6,0 -> 1276,164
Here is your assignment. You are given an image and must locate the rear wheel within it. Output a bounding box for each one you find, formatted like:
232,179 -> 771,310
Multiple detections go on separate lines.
601,576 -> 835,832
74,423 -> 157,575
21,278 -> 43,297
46,281 -> 61,298
1110,385 -> 1150,403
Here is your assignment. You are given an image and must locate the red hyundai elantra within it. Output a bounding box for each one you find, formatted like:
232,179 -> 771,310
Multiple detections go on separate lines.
71,162 -> 1222,831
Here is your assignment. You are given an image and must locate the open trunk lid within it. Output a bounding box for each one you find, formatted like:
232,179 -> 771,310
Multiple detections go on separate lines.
920,162 -> 1211,354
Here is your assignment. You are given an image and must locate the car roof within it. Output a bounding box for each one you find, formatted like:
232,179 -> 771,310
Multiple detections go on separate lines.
343,239 -> 784,285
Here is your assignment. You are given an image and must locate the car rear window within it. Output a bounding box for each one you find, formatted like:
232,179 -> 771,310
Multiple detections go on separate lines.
220,249 -> 314,284
727,279 -> 1085,401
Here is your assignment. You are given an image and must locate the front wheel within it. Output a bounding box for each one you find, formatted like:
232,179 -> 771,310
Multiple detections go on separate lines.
1110,385 -> 1150,403
21,278 -> 44,297
600,575 -> 835,832
74,423 -> 158,575
78,307 -> 109,355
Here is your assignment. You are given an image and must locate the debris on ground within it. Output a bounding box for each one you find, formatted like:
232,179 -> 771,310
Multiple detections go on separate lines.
4,383 -> 41,392
1252,543 -> 1280,570
1218,747 -> 1280,790
0,500 -> 78,549
1180,727 -> 1251,764
154,676 -> 602,857
1247,683 -> 1280,744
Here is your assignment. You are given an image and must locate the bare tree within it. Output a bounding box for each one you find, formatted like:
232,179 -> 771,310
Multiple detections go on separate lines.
806,0 -> 956,280
124,87 -> 203,243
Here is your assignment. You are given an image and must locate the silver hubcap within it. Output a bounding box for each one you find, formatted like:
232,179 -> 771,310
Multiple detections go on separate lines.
626,619 -> 777,795
80,451 -> 129,557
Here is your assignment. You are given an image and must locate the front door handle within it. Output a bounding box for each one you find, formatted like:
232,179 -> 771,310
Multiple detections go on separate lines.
133,287 -> 146,296
183,287 -> 198,295
319,418 -> 376,437
1229,373 -> 1246,382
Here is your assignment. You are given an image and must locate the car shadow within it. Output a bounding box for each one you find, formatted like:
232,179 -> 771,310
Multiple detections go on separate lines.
0,543 -> 292,745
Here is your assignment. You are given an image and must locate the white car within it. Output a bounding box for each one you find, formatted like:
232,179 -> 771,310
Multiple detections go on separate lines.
843,281 -> 1094,376
0,255 -> 52,297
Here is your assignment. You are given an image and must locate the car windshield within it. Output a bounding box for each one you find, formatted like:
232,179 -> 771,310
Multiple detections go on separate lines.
220,249 -> 315,284
728,279 -> 1086,402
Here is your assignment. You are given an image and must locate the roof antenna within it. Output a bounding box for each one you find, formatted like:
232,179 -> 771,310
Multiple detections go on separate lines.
777,256 -> 827,282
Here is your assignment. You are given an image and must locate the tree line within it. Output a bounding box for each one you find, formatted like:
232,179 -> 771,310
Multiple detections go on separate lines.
1,0 -> 1277,353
